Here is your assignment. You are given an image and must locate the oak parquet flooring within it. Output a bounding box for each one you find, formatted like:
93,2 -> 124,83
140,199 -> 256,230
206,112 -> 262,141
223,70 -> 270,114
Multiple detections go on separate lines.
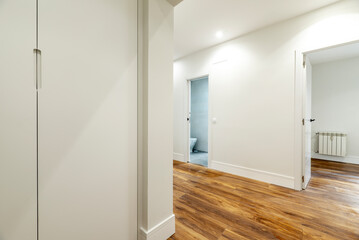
168,159 -> 359,240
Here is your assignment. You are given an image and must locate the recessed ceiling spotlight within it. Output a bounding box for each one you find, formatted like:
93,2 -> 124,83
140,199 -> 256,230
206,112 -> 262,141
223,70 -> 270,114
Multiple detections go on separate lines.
216,31 -> 223,39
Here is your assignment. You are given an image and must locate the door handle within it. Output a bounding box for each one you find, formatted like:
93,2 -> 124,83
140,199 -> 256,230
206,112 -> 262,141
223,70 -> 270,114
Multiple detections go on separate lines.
34,49 -> 42,89
302,118 -> 316,125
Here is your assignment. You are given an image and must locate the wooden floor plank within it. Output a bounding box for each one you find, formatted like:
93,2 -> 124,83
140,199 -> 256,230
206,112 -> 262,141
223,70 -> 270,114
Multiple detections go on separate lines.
169,159 -> 359,240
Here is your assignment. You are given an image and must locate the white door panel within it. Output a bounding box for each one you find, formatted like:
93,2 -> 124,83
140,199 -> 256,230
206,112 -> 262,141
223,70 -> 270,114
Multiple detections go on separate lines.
38,1 -> 137,239
303,57 -> 312,189
0,1 -> 37,239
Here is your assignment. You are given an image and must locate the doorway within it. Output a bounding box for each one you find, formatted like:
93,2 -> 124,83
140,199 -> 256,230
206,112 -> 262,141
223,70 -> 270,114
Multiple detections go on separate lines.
187,76 -> 209,167
299,40 -> 359,190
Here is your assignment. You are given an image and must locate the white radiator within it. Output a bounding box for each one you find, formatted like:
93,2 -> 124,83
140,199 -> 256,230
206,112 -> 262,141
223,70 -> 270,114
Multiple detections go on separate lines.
318,132 -> 347,157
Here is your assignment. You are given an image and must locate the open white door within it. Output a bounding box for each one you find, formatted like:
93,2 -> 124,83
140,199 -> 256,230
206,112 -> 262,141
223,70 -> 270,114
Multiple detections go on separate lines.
303,56 -> 313,189
186,80 -> 192,163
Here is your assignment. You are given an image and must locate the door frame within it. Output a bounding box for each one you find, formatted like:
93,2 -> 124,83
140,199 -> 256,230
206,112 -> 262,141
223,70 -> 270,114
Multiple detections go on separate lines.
185,74 -> 210,166
294,39 -> 359,190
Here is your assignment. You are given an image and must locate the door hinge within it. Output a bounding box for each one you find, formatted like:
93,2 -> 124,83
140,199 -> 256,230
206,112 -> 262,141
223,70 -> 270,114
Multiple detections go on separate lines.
303,58 -> 306,68
302,176 -> 304,182
302,119 -> 305,126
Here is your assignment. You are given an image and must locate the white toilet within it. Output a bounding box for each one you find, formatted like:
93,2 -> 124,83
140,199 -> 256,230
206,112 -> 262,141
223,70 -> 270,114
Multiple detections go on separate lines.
190,138 -> 197,152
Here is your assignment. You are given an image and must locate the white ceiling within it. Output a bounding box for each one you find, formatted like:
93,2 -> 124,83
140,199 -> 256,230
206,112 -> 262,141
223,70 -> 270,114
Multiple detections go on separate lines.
307,42 -> 359,65
174,0 -> 341,60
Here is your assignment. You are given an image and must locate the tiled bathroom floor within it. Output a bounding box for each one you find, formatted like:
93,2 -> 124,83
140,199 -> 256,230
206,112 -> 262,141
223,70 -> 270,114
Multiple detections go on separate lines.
190,151 -> 208,167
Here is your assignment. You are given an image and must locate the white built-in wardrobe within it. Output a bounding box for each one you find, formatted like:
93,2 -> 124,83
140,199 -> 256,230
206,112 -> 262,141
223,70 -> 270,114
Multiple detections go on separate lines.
0,0 -> 137,239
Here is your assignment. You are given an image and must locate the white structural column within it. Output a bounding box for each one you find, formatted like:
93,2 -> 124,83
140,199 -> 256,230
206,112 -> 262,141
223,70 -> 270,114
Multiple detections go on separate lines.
138,0 -> 176,239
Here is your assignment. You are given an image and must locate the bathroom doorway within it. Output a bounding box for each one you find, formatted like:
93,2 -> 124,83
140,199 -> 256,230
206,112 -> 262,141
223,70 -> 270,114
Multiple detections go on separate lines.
187,76 -> 209,167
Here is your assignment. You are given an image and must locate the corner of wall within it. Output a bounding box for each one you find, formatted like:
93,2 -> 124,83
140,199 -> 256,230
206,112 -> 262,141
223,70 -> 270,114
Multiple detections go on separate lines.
167,0 -> 183,7
139,214 -> 175,240
173,152 -> 185,162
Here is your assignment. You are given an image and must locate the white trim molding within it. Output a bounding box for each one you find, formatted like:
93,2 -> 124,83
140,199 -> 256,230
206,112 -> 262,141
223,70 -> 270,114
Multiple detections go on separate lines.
173,153 -> 185,162
211,161 -> 295,189
139,214 -> 175,240
312,153 -> 359,165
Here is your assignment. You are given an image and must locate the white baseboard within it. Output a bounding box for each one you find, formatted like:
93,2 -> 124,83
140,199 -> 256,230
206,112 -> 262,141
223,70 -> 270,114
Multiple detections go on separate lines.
173,152 -> 185,162
139,214 -> 175,240
211,161 -> 294,189
312,153 -> 359,165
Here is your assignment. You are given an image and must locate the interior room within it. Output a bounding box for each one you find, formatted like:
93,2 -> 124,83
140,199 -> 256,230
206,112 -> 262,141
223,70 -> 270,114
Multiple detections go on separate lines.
171,0 -> 359,239
309,42 -> 359,165
2,0 -> 359,240
300,41 -> 359,188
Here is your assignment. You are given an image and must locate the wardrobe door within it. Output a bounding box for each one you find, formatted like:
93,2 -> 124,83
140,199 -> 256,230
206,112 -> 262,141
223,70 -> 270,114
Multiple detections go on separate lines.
0,1 -> 37,240
37,0 -> 137,239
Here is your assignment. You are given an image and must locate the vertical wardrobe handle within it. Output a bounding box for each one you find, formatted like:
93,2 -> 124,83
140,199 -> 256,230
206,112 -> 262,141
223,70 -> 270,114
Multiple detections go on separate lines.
34,49 -> 42,89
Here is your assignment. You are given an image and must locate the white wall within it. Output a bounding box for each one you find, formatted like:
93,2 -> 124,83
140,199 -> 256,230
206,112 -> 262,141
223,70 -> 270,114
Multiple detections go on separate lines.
191,77 -> 209,152
312,56 -> 359,164
139,0 -> 175,239
174,0 -> 359,189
